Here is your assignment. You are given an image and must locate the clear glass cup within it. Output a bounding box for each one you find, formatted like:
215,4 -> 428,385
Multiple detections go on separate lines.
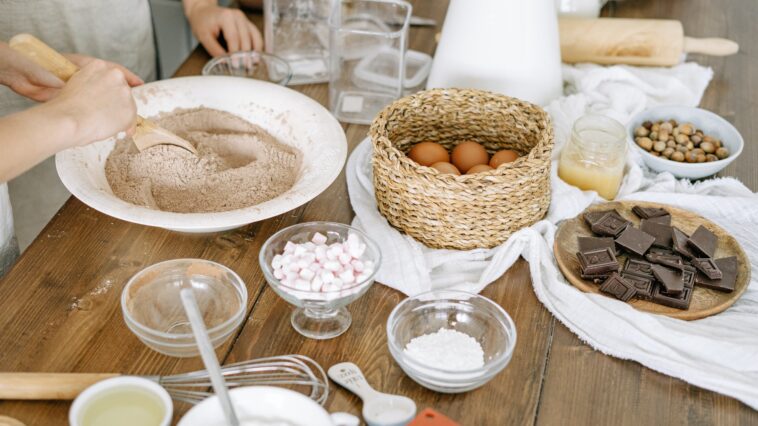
328,0 -> 412,124
558,114 -> 628,200
259,222 -> 382,340
386,290 -> 517,393
264,0 -> 333,85
202,51 -> 293,85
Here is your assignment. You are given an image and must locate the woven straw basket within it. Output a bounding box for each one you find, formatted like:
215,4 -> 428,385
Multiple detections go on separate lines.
370,88 -> 554,250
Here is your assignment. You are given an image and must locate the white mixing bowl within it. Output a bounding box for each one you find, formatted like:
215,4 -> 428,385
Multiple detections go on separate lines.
56,76 -> 347,233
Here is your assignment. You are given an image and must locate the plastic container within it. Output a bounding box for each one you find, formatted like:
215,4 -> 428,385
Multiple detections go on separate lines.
328,0 -> 412,124
121,259 -> 247,357
202,51 -> 292,85
259,222 -> 382,340
386,290 -> 517,393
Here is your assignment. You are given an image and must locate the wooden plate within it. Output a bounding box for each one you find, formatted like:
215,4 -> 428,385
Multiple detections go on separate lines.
554,201 -> 750,320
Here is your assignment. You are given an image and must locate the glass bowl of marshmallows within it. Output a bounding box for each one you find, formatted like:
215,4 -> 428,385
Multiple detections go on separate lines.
259,222 -> 381,339
387,290 -> 517,393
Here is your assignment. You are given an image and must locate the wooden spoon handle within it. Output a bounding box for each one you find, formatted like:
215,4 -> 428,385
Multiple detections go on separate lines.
0,372 -> 120,400
683,37 -> 739,56
8,33 -> 79,81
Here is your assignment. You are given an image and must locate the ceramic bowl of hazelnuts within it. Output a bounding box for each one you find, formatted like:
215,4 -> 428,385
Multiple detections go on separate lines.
627,106 -> 743,179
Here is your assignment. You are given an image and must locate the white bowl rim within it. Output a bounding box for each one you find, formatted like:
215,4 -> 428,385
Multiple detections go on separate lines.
386,289 -> 517,376
121,258 -> 248,340
627,105 -> 744,169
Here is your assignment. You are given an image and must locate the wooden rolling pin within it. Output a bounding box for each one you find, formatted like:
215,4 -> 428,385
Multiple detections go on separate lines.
0,372 -> 118,400
560,18 -> 739,66
8,34 -> 198,154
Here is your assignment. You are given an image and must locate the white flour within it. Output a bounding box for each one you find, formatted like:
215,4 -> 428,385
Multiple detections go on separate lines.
403,328 -> 484,370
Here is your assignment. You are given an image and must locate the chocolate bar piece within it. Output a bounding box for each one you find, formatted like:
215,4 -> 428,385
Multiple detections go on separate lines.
621,272 -> 655,300
645,252 -> 685,269
649,247 -> 676,256
695,256 -> 738,293
640,220 -> 673,248
591,211 -> 631,237
651,264 -> 684,296
682,268 -> 695,289
577,236 -> 617,255
615,226 -> 655,256
672,227 -> 696,258
652,285 -> 693,310
584,210 -> 609,226
632,206 -> 669,219
577,248 -> 619,275
599,273 -> 637,302
691,258 -> 722,280
581,272 -> 611,283
687,225 -> 718,258
624,258 -> 655,279
647,215 -> 672,225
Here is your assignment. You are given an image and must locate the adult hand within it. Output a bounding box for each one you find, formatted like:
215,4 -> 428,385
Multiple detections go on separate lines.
65,53 -> 144,87
0,41 -> 64,102
185,0 -> 264,56
46,60 -> 137,147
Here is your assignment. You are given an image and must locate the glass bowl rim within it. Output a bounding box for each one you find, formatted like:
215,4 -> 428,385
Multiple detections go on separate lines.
386,289 -> 517,375
258,221 -> 383,295
201,51 -> 293,85
120,258 -> 248,340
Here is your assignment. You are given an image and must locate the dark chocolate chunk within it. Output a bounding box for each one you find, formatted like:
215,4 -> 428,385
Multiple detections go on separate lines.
624,258 -> 655,279
652,285 -> 693,310
577,248 -> 619,275
621,272 -> 655,300
682,268 -> 695,289
577,236 -> 616,254
645,252 -> 685,269
584,210 -> 609,226
687,225 -> 718,258
632,206 -> 669,219
695,256 -> 738,293
591,211 -> 631,237
599,273 -> 637,302
647,215 -> 672,225
651,264 -> 684,296
649,247 -> 676,256
615,226 -> 656,256
672,227 -> 696,258
640,219 -> 673,248
691,258 -> 722,280
581,272 -> 611,283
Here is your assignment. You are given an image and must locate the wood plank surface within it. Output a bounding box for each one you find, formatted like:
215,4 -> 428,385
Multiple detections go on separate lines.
0,0 -> 756,425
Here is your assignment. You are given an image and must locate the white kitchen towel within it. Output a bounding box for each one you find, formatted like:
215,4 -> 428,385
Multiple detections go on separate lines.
346,62 -> 758,409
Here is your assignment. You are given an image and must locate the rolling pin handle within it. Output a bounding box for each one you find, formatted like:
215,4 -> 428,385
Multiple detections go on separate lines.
683,37 -> 739,56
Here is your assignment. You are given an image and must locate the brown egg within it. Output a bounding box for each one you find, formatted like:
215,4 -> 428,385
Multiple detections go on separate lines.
430,162 -> 461,175
490,149 -> 519,168
408,141 -> 449,166
467,164 -> 494,174
451,141 -> 489,173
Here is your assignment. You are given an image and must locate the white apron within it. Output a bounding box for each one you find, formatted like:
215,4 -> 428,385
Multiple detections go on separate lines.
0,0 -> 157,276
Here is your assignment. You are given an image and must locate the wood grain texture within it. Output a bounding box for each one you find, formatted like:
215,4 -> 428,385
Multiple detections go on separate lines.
554,201 -> 750,320
1,0 -> 757,425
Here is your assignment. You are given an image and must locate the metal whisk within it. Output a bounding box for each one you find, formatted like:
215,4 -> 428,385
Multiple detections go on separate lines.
0,354 -> 329,405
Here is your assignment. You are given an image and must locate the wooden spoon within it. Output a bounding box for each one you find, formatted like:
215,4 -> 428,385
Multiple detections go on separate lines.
9,33 -> 198,154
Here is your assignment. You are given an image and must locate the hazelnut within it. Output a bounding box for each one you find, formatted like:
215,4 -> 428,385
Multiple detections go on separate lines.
660,122 -> 673,133
669,119 -> 678,128
673,127 -> 680,137
676,145 -> 688,153
675,134 -> 689,144
690,134 -> 702,144
650,151 -> 660,157
662,147 -> 675,158
653,141 -> 666,152
706,154 -> 719,162
658,131 -> 669,141
712,138 -> 722,148
685,152 -> 698,163
671,151 -> 685,162
649,131 -> 658,140
703,135 -> 714,144
696,154 -> 706,163
642,120 -> 653,129
700,141 -> 716,153
634,126 -> 650,137
692,148 -> 705,156
686,142 -> 694,150
637,137 -> 653,150
666,140 -> 676,148
679,123 -> 694,135
652,123 -> 660,132
716,147 -> 729,159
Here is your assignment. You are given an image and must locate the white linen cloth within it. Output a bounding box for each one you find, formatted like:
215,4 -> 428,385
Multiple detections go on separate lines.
346,62 -> 758,409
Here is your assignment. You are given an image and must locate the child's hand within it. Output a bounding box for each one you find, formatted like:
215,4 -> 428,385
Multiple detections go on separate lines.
186,1 -> 263,56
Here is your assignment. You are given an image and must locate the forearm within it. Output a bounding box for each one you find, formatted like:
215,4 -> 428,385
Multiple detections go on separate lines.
0,103 -> 77,183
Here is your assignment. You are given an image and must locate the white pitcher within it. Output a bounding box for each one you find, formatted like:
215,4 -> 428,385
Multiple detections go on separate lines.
426,0 -> 563,106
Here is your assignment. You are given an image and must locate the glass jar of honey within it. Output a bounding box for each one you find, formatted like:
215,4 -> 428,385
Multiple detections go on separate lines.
558,114 -> 627,200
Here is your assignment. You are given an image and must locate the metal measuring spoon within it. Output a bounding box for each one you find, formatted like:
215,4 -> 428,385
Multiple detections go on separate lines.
328,362 -> 416,426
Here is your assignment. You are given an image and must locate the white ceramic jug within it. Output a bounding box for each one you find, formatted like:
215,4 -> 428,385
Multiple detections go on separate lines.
426,0 -> 563,106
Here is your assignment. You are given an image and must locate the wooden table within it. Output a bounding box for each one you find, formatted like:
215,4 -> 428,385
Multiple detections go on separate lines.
1,0 -> 756,424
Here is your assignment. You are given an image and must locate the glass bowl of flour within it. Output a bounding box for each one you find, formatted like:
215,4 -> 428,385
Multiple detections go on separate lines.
386,290 -> 517,393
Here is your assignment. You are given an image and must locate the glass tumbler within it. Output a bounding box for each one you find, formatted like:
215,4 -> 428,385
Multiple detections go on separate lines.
328,0 -> 412,124
264,0 -> 334,85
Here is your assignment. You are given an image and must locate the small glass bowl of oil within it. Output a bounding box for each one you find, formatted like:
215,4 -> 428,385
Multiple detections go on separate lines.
69,377 -> 172,426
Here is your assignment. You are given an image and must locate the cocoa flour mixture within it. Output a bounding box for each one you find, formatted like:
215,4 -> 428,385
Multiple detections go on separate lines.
105,108 -> 301,213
